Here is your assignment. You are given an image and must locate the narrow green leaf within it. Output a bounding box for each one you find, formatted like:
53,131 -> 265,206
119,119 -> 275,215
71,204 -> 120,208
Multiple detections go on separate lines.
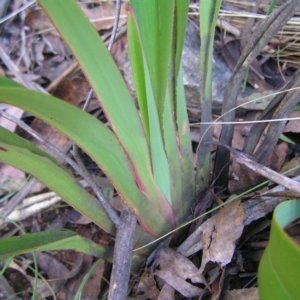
196,0 -> 222,193
175,65 -> 195,220
258,200 -> 300,299
280,134 -> 296,145
170,1 -> 194,222
127,12 -> 172,206
128,2 -> 194,219
174,0 -> 189,76
144,60 -> 172,204
127,10 -> 149,141
199,0 -> 222,96
0,230 -> 113,262
37,1 -> 172,230
156,0 -> 175,118
0,84 -> 173,235
0,126 -> 115,234
74,258 -> 104,300
0,76 -> 22,88
130,0 -> 175,120
163,84 -> 183,222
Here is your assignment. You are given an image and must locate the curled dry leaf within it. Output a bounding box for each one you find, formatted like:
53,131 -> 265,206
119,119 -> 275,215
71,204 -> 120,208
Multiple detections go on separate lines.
26,252 -> 84,298
25,9 -> 59,36
137,272 -> 160,300
154,247 -> 205,285
154,270 -> 204,298
284,111 -> 300,133
199,200 -> 246,273
151,247 -> 205,298
56,254 -> 104,300
79,1 -> 128,31
25,2 -> 128,34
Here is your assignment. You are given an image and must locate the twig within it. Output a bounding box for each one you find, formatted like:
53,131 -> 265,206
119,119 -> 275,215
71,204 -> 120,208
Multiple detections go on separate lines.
0,0 -> 10,19
208,141 -> 300,193
104,1 -> 138,299
107,0 -> 122,52
3,194 -> 60,223
0,179 -> 101,225
0,0 -> 36,24
0,43 -> 47,93
108,209 -> 137,300
0,176 -> 37,227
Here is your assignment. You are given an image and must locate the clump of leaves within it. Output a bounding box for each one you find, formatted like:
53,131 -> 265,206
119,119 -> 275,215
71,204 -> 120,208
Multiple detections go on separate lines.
0,0 -> 198,298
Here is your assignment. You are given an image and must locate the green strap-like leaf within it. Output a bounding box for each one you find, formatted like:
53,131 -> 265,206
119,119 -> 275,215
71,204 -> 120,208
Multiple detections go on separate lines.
144,61 -> 172,204
163,84 -> 183,222
130,0 -> 175,120
37,1 -> 172,229
128,1 -> 194,221
127,9 -> 149,141
167,0 -> 194,222
0,126 -> 115,234
0,230 -> 113,262
128,11 -> 172,206
0,83 -> 172,235
174,0 -> 189,76
175,66 -> 195,218
258,200 -> 300,299
196,0 -> 222,193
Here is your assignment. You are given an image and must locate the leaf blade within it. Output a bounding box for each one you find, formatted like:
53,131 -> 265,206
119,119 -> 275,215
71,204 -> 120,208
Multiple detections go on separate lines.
0,84 -> 173,235
37,1 -> 172,230
0,230 -> 113,262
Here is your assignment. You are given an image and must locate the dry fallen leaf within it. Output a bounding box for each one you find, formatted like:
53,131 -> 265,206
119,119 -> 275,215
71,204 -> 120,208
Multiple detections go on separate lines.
157,284 -> 175,300
25,9 -> 58,36
199,200 -> 246,273
31,252 -> 73,297
28,78 -> 89,156
154,247 -> 205,285
284,111 -> 300,133
25,3 -> 128,34
154,270 -> 204,298
281,157 -> 300,177
210,268 -> 225,300
150,247 -> 205,298
56,254 -> 104,300
137,272 -> 160,300
79,1 -> 128,31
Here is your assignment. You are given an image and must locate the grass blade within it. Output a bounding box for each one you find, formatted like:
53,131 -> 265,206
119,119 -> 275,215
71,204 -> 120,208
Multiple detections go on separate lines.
0,230 -> 113,262
174,0 -> 189,75
196,0 -> 222,193
258,200 -> 300,299
130,0 -> 175,120
128,11 -> 172,205
175,65 -> 195,217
